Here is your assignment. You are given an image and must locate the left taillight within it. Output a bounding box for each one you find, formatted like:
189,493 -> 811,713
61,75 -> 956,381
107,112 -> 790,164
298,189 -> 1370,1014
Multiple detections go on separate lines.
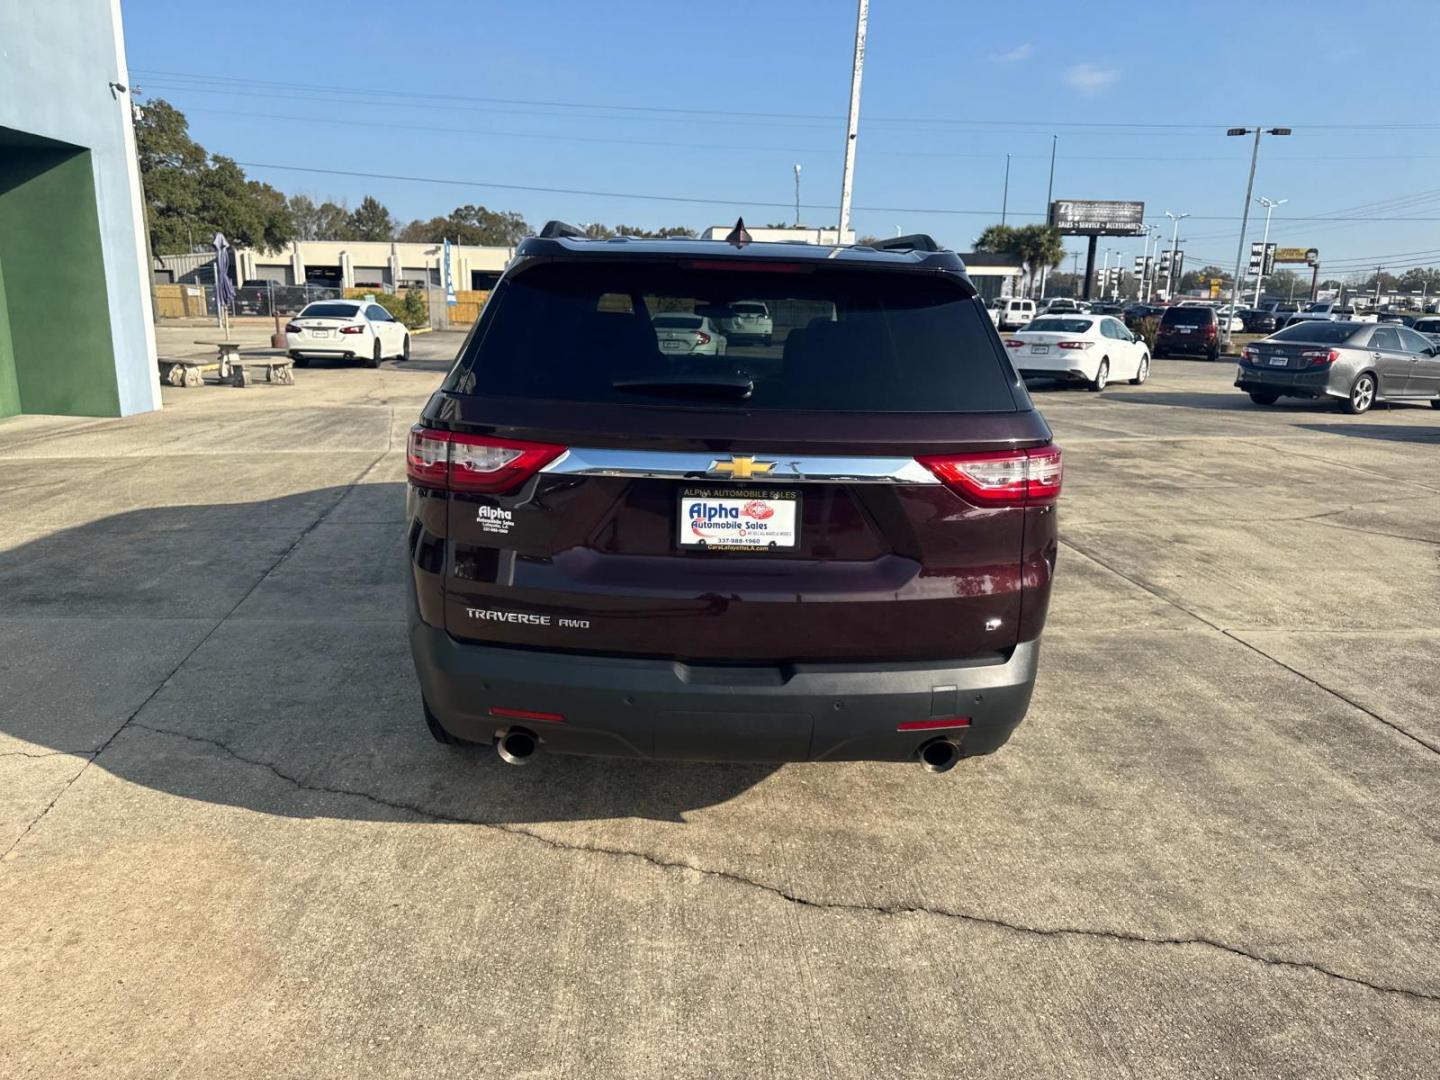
917,446 -> 1063,507
284,322 -> 302,334
406,426 -> 566,493
340,324 -> 366,335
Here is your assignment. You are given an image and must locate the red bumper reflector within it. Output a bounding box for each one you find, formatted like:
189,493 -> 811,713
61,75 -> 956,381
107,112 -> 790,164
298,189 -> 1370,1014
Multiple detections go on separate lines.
897,717 -> 972,732
489,706 -> 566,724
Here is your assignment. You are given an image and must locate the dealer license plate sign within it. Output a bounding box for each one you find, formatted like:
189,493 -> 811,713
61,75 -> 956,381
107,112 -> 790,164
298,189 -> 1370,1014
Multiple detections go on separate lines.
678,489 -> 800,551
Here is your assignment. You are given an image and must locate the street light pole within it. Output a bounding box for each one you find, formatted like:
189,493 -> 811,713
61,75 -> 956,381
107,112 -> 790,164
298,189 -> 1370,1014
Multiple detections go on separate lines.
836,0 -> 868,242
1252,196 -> 1286,306
1001,153 -> 1011,226
1164,211 -> 1188,299
1038,135 -> 1058,301
793,164 -> 802,226
1224,125 -> 1290,349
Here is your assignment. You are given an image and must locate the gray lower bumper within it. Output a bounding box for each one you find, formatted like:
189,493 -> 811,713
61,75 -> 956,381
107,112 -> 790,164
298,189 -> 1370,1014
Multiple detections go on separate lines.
409,614 -> 1039,763
1235,365 -> 1339,397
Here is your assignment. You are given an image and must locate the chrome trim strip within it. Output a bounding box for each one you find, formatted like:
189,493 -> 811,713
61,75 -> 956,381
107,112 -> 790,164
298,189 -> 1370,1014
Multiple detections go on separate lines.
541,448 -> 939,485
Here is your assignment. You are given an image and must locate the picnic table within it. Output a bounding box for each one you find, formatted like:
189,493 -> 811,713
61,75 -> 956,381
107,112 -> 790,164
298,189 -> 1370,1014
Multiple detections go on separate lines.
158,342 -> 296,388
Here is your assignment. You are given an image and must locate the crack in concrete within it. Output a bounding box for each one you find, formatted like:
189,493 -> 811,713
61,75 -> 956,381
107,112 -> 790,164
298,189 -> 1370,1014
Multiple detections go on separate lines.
0,750 -> 96,760
0,452 -> 387,862
122,719 -> 1440,1006
1059,537 -> 1440,759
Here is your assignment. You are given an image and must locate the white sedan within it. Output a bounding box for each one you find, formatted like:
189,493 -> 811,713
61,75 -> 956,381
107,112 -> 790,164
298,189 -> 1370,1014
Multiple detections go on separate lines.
1004,314 -> 1150,392
285,300 -> 410,368
653,314 -> 727,356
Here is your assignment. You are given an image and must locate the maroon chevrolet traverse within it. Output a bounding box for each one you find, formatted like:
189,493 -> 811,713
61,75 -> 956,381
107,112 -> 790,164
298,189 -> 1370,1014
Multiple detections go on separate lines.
406,222 -> 1060,772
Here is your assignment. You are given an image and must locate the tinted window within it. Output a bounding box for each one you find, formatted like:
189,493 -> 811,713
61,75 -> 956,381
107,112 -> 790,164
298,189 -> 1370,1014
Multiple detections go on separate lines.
1369,326 -> 1402,351
367,305 -> 390,321
1161,307 -> 1213,326
1413,319 -> 1440,334
1027,318 -> 1093,334
1397,327 -> 1434,353
300,302 -> 361,319
452,262 -> 1019,412
1271,322 -> 1365,344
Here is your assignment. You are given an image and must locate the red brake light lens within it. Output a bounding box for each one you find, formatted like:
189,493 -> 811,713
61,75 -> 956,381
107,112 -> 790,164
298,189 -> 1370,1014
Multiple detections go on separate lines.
406,427 -> 566,493
1056,340 -> 1092,350
1004,338 -> 1024,349
695,332 -> 711,345
917,446 -> 1063,507
284,322 -> 302,334
1301,348 -> 1340,367
340,324 -> 365,335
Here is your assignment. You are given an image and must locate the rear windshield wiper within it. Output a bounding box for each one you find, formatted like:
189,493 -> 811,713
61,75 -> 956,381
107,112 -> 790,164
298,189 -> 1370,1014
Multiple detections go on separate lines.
611,372 -> 754,399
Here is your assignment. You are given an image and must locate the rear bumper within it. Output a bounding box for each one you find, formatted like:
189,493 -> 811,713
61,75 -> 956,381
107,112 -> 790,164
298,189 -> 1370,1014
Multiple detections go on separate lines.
1234,364 -> 1341,398
409,612 -> 1040,763
1155,334 -> 1217,355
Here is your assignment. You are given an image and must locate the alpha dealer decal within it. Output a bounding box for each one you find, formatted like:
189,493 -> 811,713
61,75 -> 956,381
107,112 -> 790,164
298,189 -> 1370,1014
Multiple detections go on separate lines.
678,488 -> 800,551
476,504 -> 513,535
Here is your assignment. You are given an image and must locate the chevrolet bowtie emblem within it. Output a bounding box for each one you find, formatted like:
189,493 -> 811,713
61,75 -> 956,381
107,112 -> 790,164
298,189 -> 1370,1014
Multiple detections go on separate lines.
708,455 -> 775,480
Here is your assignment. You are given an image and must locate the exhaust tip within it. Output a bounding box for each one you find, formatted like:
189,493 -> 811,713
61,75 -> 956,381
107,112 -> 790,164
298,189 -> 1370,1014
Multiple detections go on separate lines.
495,727 -> 538,766
917,738 -> 960,774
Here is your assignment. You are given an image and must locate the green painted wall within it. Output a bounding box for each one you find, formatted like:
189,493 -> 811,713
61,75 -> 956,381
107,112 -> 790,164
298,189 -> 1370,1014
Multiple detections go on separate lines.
0,252 -> 18,417
0,142 -> 120,416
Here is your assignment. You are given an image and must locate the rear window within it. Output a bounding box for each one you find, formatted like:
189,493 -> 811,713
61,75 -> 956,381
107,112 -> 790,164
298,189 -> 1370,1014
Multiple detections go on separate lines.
450,261 -> 1019,412
1161,307 -> 1213,326
1027,317 -> 1093,334
300,302 -> 360,318
1414,319 -> 1440,333
1271,322 -> 1364,344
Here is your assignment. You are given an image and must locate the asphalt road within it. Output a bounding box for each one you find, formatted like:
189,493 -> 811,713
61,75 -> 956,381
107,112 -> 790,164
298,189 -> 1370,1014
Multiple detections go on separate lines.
2,328 -> 1438,1078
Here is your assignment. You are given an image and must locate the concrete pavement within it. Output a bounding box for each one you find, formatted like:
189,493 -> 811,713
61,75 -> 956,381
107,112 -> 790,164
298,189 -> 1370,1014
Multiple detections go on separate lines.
2,335 -> 1439,1077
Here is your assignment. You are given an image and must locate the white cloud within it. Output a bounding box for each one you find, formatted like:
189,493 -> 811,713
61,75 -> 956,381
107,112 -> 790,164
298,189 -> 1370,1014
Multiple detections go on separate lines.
1062,63 -> 1120,94
993,43 -> 1033,63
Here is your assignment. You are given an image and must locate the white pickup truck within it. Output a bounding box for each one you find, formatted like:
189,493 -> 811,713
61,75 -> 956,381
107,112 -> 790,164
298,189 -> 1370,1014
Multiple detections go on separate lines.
1283,302 -> 1377,325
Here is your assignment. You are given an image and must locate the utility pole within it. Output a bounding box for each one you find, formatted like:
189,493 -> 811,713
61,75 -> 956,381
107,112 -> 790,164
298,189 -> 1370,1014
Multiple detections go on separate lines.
793,164 -> 802,226
836,0 -> 868,242
1374,266 -> 1384,307
1038,135 -> 1057,300
1001,153 -> 1011,225
1099,248 -> 1110,299
1224,125 -> 1291,349
1164,211 -> 1188,299
1252,195 -> 1285,307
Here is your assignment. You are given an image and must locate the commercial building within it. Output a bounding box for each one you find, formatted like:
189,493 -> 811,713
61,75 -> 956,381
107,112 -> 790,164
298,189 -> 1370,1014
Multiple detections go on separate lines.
0,0 -> 159,418
700,225 -> 856,245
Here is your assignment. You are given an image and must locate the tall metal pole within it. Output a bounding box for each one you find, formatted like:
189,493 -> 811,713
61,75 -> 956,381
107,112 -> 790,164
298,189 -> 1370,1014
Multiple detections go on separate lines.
793,164 -> 802,226
1001,153 -> 1011,225
1038,135 -> 1057,301
1224,128 -> 1263,349
1164,211 -> 1187,299
1252,196 -> 1284,307
836,0 -> 868,242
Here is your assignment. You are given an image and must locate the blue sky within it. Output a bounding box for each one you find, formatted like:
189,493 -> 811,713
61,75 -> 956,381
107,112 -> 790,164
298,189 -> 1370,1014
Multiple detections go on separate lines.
122,0 -> 1440,279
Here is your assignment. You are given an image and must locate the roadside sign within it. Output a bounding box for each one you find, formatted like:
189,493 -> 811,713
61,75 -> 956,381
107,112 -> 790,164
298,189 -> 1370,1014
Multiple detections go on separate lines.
1049,199 -> 1147,236
1274,247 -> 1319,265
443,238 -> 457,306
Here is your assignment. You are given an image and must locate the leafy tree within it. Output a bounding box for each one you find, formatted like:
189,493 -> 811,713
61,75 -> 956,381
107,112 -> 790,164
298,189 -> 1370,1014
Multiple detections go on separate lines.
583,222 -> 615,239
973,224 -> 1018,254
973,224 -> 1063,296
349,195 -> 395,241
399,205 -> 531,246
134,98 -> 294,253
314,201 -> 354,241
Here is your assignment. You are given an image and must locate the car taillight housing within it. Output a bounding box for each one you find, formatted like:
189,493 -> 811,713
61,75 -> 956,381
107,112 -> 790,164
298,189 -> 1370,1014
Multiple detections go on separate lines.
1205,324 -> 1217,339
406,427 -> 566,493
1241,346 -> 1255,362
695,332 -> 711,345
917,446 -> 1062,507
1004,338 -> 1024,349
1301,348 -> 1341,367
340,324 -> 365,335
1057,340 -> 1092,350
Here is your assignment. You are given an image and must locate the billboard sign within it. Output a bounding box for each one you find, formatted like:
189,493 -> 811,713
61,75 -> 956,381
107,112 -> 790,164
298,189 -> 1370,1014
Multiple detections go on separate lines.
1274,247 -> 1319,265
1049,199 -> 1147,236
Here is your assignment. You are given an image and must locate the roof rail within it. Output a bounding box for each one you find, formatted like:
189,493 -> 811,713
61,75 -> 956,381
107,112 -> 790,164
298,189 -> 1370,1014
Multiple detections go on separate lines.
867,233 -> 942,253
538,220 -> 587,240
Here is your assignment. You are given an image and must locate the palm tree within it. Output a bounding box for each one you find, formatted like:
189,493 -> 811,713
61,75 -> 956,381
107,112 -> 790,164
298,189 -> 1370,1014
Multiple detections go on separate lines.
1013,225 -> 1065,298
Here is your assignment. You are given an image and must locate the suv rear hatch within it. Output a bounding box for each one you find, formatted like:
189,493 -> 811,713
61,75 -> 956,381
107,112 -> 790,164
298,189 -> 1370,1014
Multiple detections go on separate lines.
414,253 -> 1055,664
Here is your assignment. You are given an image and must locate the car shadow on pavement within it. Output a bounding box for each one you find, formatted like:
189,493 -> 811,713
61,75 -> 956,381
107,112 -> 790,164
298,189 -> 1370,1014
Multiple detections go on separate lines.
1293,422 -> 1440,443
0,487 -> 778,824
1100,390 -> 1338,411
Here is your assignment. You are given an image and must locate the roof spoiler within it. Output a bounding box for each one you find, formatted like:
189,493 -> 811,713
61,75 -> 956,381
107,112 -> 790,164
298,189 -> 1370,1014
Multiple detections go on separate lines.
866,233 -> 942,253
538,219 -> 587,240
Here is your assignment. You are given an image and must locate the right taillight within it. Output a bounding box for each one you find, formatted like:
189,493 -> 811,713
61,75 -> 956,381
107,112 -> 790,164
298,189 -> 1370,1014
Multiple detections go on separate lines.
406,426 -> 566,493
917,446 -> 1062,507
1301,349 -> 1341,367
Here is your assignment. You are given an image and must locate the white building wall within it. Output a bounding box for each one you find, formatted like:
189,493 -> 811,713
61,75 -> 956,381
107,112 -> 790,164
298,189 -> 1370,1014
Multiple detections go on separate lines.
0,0 -> 160,416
